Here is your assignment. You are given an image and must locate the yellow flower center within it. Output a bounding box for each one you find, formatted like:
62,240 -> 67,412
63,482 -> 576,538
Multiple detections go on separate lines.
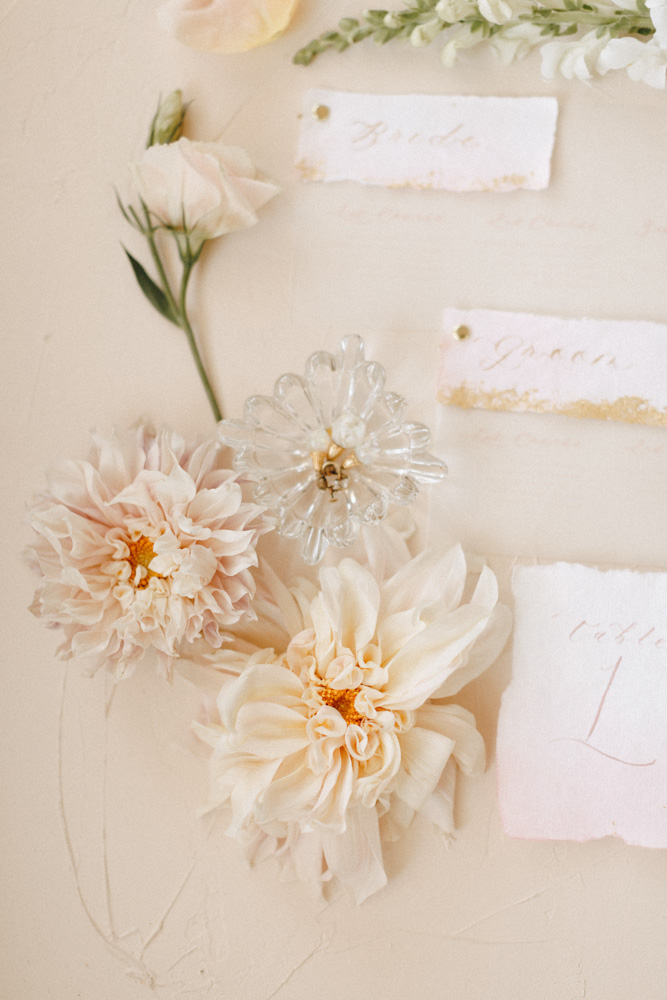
126,535 -> 163,589
318,685 -> 364,726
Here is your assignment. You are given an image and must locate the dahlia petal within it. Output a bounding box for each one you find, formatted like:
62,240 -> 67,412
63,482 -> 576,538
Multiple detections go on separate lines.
259,560 -> 306,638
186,482 -> 242,523
394,726 -> 455,812
308,749 -> 354,832
376,608 -> 423,663
381,545 -> 467,617
234,702 -> 310,759
321,803 -> 386,905
416,704 -> 485,776
319,558 -> 380,655
419,758 -> 457,835
383,604 -> 491,711
218,662 -> 304,730
432,602 -> 512,699
254,761 -> 324,824
227,759 -> 284,835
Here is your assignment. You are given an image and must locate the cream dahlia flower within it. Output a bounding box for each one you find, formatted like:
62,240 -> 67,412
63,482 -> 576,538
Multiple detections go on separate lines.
26,425 -> 270,679
196,545 -> 511,902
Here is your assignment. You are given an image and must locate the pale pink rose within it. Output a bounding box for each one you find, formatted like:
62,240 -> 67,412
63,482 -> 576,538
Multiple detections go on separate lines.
158,0 -> 299,55
196,546 -> 511,903
129,138 -> 279,248
26,425 -> 271,679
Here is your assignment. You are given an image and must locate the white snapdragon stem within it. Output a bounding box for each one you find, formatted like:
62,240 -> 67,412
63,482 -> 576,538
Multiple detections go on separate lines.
294,1 -> 659,87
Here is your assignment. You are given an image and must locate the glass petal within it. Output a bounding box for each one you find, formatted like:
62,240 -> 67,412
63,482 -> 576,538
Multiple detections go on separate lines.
273,373 -> 321,431
304,350 -> 338,426
244,395 -> 305,440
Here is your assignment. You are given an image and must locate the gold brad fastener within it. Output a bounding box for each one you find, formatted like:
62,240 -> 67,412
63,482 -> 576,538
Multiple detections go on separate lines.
312,104 -> 330,121
310,431 -> 359,502
453,325 -> 471,341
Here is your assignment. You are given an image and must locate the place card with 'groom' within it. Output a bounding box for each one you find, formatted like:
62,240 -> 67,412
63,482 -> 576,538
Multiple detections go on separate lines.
440,308 -> 667,427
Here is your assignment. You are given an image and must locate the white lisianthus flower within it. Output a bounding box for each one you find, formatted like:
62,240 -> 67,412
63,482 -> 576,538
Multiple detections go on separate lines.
488,22 -> 544,64
26,426 -> 271,679
478,0 -> 532,25
435,0 -> 476,21
158,0 -> 299,54
540,29 -> 612,81
128,137 -> 279,252
597,35 -> 667,87
441,24 -> 485,66
196,546 -> 511,903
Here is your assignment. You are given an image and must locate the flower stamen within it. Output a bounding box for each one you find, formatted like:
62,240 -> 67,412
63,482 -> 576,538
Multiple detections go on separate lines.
318,685 -> 365,726
126,535 -> 163,589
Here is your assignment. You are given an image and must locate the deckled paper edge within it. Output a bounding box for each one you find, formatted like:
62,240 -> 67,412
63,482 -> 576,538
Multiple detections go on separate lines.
496,560 -> 667,846
439,308 -> 667,427
296,91 -> 558,193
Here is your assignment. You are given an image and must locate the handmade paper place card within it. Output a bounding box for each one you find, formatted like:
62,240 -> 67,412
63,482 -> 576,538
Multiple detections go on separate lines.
497,563 -> 667,847
440,308 -> 667,426
297,90 -> 558,192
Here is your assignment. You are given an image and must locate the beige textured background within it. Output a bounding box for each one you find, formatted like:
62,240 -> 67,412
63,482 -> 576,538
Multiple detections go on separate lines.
2,0 -> 667,997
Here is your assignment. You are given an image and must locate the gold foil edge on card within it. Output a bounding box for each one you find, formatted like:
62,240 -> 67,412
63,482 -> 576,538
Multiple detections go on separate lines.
438,384 -> 667,427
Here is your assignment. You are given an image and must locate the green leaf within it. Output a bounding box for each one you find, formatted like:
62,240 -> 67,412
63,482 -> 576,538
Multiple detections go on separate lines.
123,249 -> 179,325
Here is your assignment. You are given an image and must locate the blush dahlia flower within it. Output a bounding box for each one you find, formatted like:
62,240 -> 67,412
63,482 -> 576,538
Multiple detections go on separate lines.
196,544 -> 511,902
26,425 -> 270,679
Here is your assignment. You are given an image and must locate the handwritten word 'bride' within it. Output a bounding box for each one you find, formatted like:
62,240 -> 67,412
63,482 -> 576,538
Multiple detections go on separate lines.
350,121 -> 477,152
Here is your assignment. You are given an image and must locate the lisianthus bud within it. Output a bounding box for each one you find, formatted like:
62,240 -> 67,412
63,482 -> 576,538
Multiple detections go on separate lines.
147,90 -> 187,148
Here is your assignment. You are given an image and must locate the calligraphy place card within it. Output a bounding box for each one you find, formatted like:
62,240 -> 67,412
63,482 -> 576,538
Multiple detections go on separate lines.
440,308 -> 667,426
297,90 -> 558,192
497,563 -> 667,847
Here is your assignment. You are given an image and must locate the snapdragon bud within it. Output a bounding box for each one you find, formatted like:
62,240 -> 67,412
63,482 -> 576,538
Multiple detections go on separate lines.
146,90 -> 187,148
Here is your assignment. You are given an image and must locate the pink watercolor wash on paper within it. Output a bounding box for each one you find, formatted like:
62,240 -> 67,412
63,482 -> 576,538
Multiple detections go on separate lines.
497,563 -> 667,848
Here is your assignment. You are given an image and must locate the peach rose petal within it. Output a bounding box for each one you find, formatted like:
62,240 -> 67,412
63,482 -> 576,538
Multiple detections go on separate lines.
158,0 -> 299,54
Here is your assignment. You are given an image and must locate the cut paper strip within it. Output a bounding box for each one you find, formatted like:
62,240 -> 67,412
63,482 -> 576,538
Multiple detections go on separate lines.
497,563 -> 667,848
440,308 -> 667,426
297,90 -> 558,192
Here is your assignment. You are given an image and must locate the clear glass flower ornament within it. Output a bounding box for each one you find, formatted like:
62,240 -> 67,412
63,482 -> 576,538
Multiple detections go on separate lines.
218,336 -> 447,564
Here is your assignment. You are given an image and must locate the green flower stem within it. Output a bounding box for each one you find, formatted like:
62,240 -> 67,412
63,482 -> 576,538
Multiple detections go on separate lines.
178,259 -> 223,423
143,223 -> 223,423
530,8 -> 652,25
146,228 -> 180,321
